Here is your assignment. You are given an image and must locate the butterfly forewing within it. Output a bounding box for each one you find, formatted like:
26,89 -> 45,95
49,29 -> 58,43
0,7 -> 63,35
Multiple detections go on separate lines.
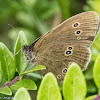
34,11 -> 99,51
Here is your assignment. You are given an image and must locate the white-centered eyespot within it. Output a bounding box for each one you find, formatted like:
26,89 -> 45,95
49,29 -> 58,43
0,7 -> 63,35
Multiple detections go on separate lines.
57,75 -> 61,79
62,68 -> 67,74
75,30 -> 82,36
72,22 -> 80,28
65,50 -> 73,56
77,37 -> 81,40
67,46 -> 74,50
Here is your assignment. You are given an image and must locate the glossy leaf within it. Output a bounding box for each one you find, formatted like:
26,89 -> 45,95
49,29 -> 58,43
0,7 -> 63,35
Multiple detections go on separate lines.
10,79 -> 37,90
13,87 -> 31,100
0,86 -> 12,95
0,42 -> 16,81
14,31 -> 27,74
63,62 -> 87,100
37,72 -> 62,100
85,95 -> 97,100
26,73 -> 42,79
93,54 -> 100,92
21,65 -> 46,75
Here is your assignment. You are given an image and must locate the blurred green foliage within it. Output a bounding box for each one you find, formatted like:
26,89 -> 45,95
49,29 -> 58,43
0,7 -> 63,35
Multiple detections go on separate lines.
0,0 -> 100,99
0,0 -> 85,50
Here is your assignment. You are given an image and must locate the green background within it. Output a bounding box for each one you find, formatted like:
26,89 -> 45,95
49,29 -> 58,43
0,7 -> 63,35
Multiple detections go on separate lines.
0,0 -> 100,99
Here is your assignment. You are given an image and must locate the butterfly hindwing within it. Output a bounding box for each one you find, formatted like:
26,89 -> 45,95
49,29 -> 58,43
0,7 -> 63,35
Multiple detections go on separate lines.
37,43 -> 90,82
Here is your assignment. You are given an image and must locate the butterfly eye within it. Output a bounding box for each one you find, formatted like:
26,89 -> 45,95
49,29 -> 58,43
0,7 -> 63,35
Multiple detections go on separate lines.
62,68 -> 67,74
57,75 -> 61,79
29,49 -> 32,51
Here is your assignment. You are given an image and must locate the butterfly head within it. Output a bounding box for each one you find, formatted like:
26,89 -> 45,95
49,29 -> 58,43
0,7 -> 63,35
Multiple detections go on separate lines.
22,45 -> 37,63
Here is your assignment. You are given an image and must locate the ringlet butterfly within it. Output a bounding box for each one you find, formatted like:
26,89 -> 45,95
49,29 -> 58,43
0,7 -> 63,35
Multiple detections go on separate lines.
22,11 -> 99,83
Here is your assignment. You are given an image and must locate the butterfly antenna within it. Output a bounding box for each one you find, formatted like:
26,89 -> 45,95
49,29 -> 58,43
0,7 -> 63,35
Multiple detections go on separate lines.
8,24 -> 18,33
14,48 -> 23,56
8,24 -> 27,45
8,24 -> 27,56
8,24 -> 21,56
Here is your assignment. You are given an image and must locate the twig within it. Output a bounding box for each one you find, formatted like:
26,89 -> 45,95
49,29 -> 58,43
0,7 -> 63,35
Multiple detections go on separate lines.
0,76 -> 20,90
93,94 -> 100,100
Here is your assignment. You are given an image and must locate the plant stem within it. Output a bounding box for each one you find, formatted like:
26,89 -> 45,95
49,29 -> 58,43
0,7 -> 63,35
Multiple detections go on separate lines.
0,76 -> 20,90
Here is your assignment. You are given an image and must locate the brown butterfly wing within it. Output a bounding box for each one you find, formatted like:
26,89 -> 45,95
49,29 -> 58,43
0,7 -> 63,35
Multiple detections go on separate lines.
23,11 -> 99,83
36,43 -> 90,82
33,11 -> 99,82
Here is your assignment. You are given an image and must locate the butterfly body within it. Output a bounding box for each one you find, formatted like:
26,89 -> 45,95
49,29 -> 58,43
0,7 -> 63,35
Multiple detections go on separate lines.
22,11 -> 99,83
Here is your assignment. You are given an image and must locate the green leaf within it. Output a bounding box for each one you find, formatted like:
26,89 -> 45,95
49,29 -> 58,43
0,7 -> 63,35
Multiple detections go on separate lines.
0,86 -> 12,95
14,31 -> 27,74
26,73 -> 42,79
0,70 -> 2,83
0,42 -> 16,81
88,0 -> 100,14
8,28 -> 38,45
10,79 -> 37,90
37,72 -> 62,100
63,62 -> 87,100
21,65 -> 46,75
85,95 -> 97,100
13,87 -> 31,100
93,54 -> 100,92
